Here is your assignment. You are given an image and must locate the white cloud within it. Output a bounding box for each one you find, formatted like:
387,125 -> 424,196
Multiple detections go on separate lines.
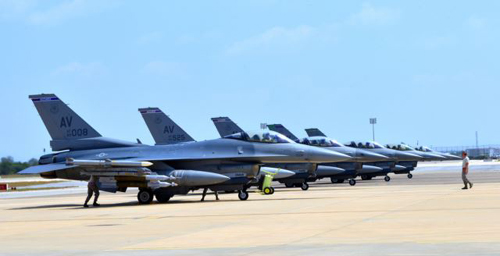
0,0 -> 37,20
52,62 -> 104,76
349,2 -> 400,26
227,25 -> 317,55
137,32 -> 163,45
29,0 -> 117,25
465,16 -> 486,30
0,0 -> 117,25
142,61 -> 186,77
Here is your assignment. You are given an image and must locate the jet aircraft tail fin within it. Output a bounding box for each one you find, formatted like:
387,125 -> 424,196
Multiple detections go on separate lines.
211,117 -> 244,137
305,128 -> 327,137
139,107 -> 195,145
29,94 -> 101,141
267,124 -> 299,142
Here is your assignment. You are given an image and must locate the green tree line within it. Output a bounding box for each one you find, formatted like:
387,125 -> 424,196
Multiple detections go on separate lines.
0,157 -> 37,175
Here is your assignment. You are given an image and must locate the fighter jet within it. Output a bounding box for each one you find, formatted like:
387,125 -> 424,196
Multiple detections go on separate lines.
414,146 -> 462,160
344,140 -> 423,181
269,125 -> 389,186
386,143 -> 446,161
138,107 -> 296,191
211,117 -> 361,189
20,94 -> 343,204
384,143 -> 446,178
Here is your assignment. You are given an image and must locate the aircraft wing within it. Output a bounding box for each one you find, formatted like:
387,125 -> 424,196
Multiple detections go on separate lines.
19,163 -> 78,174
128,153 -> 288,162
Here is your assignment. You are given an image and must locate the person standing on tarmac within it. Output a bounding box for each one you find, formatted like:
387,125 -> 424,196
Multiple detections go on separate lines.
201,188 -> 219,201
84,175 -> 100,207
462,151 -> 473,190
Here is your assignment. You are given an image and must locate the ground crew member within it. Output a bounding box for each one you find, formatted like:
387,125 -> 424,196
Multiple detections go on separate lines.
462,151 -> 473,190
84,175 -> 100,207
201,187 -> 219,201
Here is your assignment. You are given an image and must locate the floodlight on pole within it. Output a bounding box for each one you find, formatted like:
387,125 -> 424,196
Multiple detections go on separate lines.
369,118 -> 377,141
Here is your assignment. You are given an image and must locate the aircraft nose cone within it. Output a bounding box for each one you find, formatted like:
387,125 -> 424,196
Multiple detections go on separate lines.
394,151 -> 423,161
356,149 -> 389,162
308,147 -> 351,163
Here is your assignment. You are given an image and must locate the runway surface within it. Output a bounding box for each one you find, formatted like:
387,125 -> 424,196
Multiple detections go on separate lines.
1,165 -> 500,255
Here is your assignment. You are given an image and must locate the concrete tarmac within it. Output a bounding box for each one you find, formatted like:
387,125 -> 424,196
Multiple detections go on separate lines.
1,169 -> 500,256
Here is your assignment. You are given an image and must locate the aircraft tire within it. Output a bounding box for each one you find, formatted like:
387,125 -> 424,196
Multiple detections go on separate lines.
361,175 -> 369,180
154,190 -> 171,203
330,178 -> 338,184
384,176 -> 391,182
407,173 -> 413,179
301,183 -> 309,191
238,190 -> 249,201
285,183 -> 294,188
349,179 -> 356,186
138,189 -> 154,204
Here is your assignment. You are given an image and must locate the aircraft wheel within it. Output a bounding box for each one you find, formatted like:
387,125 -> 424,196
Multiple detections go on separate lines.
407,173 -> 413,179
301,183 -> 309,191
361,175 -> 369,180
238,190 -> 249,201
384,176 -> 391,182
349,179 -> 356,186
155,191 -> 171,203
270,187 -> 275,194
138,189 -> 154,204
330,178 -> 338,184
263,187 -> 272,195
285,183 -> 294,188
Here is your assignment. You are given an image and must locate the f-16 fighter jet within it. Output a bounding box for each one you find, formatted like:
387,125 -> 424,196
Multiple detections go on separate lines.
138,107 -> 297,195
344,140 -> 422,181
268,125 -> 389,186
211,117 -> 361,189
20,94 -> 344,204
384,143 -> 446,178
413,146 -> 462,160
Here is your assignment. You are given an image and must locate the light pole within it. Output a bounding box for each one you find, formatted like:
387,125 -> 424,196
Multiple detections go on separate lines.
369,118 -> 377,141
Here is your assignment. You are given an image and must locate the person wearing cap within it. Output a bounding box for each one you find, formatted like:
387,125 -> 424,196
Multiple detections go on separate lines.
461,151 -> 473,190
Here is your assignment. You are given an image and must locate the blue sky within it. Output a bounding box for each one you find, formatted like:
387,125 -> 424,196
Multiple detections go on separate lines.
1,0 -> 499,161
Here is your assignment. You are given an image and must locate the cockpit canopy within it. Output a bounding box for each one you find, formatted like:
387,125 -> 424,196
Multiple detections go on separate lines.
300,137 -> 343,147
224,130 -> 294,144
415,146 -> 433,152
386,144 -> 415,151
345,141 -> 385,149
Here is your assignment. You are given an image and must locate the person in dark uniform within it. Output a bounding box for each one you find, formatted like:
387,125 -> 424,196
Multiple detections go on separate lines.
201,188 -> 219,201
84,175 -> 100,207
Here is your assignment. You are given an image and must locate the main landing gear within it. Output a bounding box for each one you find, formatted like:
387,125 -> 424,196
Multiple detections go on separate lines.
349,179 -> 356,186
384,176 -> 391,182
407,173 -> 413,179
138,189 -> 154,204
284,183 -> 309,190
301,183 -> 309,191
238,190 -> 249,201
330,178 -> 345,184
361,175 -> 372,180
